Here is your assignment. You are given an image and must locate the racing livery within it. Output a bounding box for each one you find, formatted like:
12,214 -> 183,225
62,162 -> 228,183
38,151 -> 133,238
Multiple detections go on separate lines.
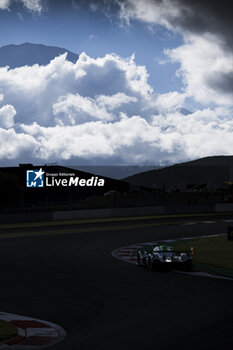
137,244 -> 193,270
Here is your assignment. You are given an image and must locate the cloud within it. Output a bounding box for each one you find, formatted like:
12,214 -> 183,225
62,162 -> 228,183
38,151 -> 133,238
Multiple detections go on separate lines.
0,104 -> 16,128
53,93 -> 114,125
71,1 -> 79,11
21,0 -> 43,13
19,107 -> 233,164
89,2 -> 98,12
0,51 -> 233,165
115,0 -> 233,43
0,0 -> 10,10
53,92 -> 137,125
89,34 -> 98,40
116,0 -> 174,28
166,34 -> 233,105
96,93 -> 137,110
76,52 -> 152,98
0,52 -> 152,127
0,127 -> 38,159
114,0 -> 233,107
0,0 -> 44,13
0,0 -> 231,165
151,91 -> 186,113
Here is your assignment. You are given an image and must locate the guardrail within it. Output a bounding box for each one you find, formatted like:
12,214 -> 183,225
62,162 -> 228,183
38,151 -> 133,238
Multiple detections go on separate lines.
0,203 -> 232,223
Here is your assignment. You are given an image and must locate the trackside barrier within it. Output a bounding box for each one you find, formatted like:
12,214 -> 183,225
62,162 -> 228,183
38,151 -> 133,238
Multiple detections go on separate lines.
0,212 -> 52,223
52,206 -> 165,220
0,204 -> 232,223
215,203 -> 233,212
227,227 -> 233,241
52,204 -> 216,221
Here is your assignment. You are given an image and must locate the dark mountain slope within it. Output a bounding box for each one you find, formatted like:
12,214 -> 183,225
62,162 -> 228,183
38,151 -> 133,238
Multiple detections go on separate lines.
0,42 -> 79,68
124,156 -> 233,190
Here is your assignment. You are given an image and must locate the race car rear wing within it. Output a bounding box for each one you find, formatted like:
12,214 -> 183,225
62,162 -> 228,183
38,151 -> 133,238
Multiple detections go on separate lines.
173,247 -> 194,256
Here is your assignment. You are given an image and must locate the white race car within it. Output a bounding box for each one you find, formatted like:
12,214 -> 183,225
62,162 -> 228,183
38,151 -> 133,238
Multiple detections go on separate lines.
137,244 -> 193,270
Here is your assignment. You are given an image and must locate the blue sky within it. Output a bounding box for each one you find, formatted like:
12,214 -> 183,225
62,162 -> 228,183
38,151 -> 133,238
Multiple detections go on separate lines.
0,0 -> 233,166
0,0 -> 183,94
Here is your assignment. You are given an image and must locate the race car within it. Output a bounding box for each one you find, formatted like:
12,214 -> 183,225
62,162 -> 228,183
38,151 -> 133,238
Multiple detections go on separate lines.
137,244 -> 193,270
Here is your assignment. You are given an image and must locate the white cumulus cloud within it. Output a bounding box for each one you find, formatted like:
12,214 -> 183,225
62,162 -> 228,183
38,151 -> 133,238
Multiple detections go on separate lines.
0,104 -> 16,128
0,52 -> 152,127
0,0 -> 10,10
0,51 -> 232,165
115,0 -> 233,107
0,128 -> 38,159
19,106 -> 233,165
116,0 -> 184,30
166,34 -> 233,105
53,94 -> 114,125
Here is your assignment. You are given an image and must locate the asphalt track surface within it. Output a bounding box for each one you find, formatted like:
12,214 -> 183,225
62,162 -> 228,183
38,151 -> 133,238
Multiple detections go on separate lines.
0,214 -> 233,350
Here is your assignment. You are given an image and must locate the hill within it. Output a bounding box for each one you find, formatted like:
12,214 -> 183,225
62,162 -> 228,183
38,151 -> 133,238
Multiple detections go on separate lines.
124,156 -> 233,191
0,42 -> 79,68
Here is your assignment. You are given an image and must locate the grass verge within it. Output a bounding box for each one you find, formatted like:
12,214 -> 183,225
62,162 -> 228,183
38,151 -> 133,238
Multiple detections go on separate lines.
174,234 -> 233,277
0,319 -> 17,343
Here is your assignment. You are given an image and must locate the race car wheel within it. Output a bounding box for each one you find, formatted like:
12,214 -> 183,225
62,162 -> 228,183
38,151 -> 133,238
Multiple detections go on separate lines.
147,255 -> 153,270
183,259 -> 193,271
137,252 -> 141,265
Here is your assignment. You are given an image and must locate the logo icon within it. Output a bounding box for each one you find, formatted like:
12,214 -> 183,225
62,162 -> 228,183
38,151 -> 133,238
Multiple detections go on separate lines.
26,168 -> 45,188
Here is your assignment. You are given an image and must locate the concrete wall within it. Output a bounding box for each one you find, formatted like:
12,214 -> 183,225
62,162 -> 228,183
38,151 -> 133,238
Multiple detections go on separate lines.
52,206 -> 165,220
53,205 -> 217,221
0,211 -> 52,223
165,204 -> 214,214
215,203 -> 233,212
0,203 -> 233,224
